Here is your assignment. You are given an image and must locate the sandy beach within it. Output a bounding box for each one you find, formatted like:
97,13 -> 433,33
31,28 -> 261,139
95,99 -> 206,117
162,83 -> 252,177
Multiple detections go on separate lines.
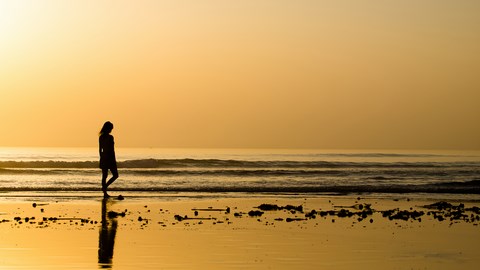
0,192 -> 478,269
2,0 -> 479,268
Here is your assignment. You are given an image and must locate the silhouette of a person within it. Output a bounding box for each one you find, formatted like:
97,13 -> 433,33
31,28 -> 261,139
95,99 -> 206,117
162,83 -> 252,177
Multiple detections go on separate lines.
98,198 -> 118,268
99,121 -> 118,198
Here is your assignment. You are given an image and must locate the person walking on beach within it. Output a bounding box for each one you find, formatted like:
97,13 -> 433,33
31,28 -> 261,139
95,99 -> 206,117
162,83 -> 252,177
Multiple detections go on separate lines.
99,121 -> 118,198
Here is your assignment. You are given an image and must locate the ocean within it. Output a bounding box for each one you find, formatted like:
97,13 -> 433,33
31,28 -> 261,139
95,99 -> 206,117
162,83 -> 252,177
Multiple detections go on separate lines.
0,148 -> 479,198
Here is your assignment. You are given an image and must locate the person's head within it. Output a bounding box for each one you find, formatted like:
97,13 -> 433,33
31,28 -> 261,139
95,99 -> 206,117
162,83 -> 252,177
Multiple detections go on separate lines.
100,121 -> 114,136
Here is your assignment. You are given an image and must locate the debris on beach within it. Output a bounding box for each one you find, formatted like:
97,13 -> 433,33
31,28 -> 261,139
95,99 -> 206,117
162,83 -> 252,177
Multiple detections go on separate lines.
248,210 -> 264,217
2,200 -> 479,230
381,209 -> 424,221
32,203 -> 48,208
286,217 -> 307,222
305,210 -> 317,219
422,201 -> 480,223
174,214 -> 216,222
334,203 -> 371,211
191,207 -> 231,213
256,204 -> 303,213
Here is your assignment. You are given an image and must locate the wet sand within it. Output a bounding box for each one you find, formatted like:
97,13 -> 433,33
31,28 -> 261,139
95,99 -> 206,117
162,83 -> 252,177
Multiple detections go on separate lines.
0,193 -> 479,269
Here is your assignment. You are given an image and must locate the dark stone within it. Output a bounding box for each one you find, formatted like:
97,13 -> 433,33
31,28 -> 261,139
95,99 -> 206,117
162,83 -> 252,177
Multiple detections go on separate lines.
337,209 -> 350,218
248,210 -> 264,217
305,210 -> 317,219
319,211 -> 329,217
286,218 -> 306,222
284,205 -> 303,212
256,204 -> 303,212
424,201 -> 453,210
257,204 -> 279,211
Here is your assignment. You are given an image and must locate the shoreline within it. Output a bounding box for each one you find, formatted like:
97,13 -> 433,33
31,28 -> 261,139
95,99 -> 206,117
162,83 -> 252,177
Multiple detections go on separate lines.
1,190 -> 480,203
0,193 -> 479,269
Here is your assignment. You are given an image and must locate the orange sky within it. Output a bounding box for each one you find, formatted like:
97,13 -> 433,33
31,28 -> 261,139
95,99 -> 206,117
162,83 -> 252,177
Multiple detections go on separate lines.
1,1 -> 479,149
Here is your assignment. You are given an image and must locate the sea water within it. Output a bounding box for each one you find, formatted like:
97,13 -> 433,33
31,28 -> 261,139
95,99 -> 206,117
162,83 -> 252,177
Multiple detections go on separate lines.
0,148 -> 479,197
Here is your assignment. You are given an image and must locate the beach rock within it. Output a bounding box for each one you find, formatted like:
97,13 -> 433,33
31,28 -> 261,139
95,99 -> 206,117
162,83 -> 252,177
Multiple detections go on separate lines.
424,201 -> 453,210
337,209 -> 352,218
286,218 -> 307,222
284,205 -> 303,212
256,204 -> 303,212
248,210 -> 264,217
32,203 -> 37,208
319,210 -> 338,217
466,206 -> 480,214
117,195 -> 124,200
305,210 -> 317,219
257,204 -> 279,211
382,209 -> 424,221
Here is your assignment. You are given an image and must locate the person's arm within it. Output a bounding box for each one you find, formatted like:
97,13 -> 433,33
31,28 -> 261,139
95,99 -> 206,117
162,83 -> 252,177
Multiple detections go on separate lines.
99,137 -> 103,157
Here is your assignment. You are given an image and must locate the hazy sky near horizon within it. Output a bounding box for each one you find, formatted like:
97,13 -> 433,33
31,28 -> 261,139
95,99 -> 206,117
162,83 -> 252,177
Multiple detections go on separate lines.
1,1 -> 479,149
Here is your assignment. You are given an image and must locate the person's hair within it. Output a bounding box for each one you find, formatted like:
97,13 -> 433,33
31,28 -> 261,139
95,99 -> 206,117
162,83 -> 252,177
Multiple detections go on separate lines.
99,121 -> 114,136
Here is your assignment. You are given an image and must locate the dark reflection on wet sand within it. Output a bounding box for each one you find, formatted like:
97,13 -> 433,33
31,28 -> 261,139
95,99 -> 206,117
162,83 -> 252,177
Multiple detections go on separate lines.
98,198 -> 118,269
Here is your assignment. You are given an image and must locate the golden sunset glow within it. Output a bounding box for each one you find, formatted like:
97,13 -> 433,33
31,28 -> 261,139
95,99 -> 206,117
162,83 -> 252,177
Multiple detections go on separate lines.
1,1 -> 479,149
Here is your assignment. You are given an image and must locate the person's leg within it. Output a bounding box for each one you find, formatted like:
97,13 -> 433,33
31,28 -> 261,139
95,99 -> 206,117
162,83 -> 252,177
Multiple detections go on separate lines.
102,169 -> 109,197
105,167 -> 118,188
102,169 -> 109,190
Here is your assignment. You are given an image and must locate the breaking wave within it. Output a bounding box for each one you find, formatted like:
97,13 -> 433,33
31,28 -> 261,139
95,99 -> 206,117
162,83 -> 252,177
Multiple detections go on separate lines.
0,157 -> 478,195
0,158 -> 477,169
